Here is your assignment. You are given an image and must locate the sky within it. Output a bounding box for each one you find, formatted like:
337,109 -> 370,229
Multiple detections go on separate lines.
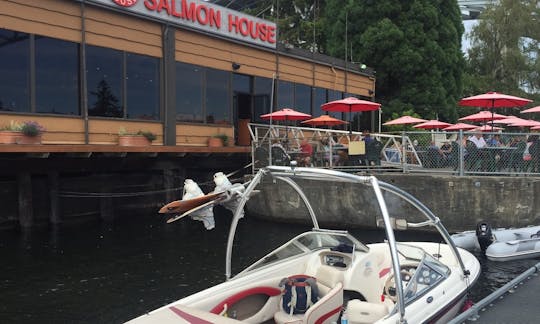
462,20 -> 479,55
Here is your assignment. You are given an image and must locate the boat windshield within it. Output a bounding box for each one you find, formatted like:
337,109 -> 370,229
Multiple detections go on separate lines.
237,231 -> 368,276
396,243 -> 450,305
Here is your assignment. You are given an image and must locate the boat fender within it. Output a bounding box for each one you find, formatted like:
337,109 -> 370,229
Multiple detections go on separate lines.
279,275 -> 318,315
476,221 -> 493,252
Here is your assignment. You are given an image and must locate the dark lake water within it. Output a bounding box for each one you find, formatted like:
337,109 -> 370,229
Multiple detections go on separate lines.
1,208 -> 538,323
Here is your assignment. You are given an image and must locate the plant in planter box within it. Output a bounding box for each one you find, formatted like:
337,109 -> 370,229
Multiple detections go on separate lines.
16,121 -> 45,144
118,127 -> 156,146
21,121 -> 45,137
211,134 -> 229,146
0,120 -> 23,144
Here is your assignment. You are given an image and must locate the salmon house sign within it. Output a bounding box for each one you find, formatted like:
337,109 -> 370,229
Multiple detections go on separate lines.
82,0 -> 277,48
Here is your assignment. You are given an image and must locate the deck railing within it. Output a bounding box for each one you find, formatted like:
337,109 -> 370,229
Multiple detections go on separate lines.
249,123 -> 540,177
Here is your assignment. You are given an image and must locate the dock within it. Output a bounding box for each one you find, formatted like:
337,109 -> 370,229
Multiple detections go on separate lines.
450,262 -> 540,323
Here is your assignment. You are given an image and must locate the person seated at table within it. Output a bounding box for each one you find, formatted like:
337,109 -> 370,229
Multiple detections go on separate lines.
487,134 -> 502,147
320,138 -> 331,166
297,139 -> 313,167
271,139 -> 291,166
469,133 -> 490,171
469,133 -> 487,148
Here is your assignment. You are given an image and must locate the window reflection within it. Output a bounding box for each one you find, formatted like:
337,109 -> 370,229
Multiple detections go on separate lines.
0,29 -> 30,112
327,90 -> 343,118
277,80 -> 293,108
295,84 -> 311,115
126,53 -> 159,120
313,87 -> 326,113
176,62 -> 203,123
87,45 -> 123,118
253,77 -> 272,123
206,69 -> 230,124
35,36 -> 79,115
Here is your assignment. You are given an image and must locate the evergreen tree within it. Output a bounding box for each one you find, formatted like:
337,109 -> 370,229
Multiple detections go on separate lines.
89,79 -> 122,118
322,0 -> 464,122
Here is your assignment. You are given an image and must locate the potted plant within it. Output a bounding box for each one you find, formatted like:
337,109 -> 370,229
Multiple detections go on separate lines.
208,134 -> 229,147
0,120 -> 23,144
17,121 -> 45,144
118,127 -> 156,146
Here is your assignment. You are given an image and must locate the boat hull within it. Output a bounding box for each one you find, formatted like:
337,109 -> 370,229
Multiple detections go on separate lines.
486,238 -> 540,262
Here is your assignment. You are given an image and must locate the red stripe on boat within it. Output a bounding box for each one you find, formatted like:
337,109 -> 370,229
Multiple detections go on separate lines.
379,267 -> 391,278
210,286 -> 282,314
315,305 -> 342,324
169,306 -> 213,324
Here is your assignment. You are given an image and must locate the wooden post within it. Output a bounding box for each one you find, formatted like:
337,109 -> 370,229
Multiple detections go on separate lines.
17,172 -> 33,228
48,172 -> 61,225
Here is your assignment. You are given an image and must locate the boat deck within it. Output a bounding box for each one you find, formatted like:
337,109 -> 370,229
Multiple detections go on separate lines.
450,262 -> 540,323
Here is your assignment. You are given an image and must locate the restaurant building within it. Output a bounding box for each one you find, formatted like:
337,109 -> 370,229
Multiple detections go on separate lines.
0,0 -> 376,147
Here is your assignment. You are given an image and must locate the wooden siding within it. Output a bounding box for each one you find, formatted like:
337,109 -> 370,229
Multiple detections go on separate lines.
175,29 -> 276,79
176,124 -> 234,146
85,6 -> 162,57
0,0 -> 81,42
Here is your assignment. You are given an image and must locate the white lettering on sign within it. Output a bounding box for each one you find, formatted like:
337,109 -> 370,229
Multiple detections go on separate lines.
81,0 -> 276,48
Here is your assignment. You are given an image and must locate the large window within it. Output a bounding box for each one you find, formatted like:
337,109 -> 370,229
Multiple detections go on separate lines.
35,36 -> 79,115
0,29 -> 30,112
253,77 -> 272,123
277,80 -> 293,108
176,62 -> 203,123
313,87 -> 327,113
295,84 -> 311,115
126,53 -> 160,120
87,45 -> 123,118
206,69 -> 230,124
175,62 -> 231,124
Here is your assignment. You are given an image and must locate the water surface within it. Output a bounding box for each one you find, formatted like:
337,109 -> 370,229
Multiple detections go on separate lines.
0,209 -> 537,323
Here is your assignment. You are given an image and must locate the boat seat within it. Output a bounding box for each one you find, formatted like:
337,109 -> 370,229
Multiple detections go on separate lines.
344,299 -> 389,324
274,265 -> 344,324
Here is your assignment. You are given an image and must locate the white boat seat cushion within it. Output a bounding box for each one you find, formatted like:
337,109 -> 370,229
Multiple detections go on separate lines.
345,299 -> 389,324
274,265 -> 344,324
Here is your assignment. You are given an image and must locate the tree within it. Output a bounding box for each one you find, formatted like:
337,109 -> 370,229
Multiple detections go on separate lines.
322,0 -> 465,123
89,79 -> 122,118
465,0 -> 540,102
241,0 -> 326,52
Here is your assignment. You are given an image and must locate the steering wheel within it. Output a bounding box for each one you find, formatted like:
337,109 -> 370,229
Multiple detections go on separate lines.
383,268 -> 414,302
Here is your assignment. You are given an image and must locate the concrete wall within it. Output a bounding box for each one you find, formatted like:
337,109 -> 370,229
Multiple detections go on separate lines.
246,174 -> 540,232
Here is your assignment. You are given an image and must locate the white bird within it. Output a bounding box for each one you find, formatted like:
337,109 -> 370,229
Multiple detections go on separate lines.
183,179 -> 215,230
213,172 -> 244,218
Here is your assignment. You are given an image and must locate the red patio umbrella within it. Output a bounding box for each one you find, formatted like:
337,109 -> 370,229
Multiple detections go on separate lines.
260,108 -> 312,121
301,115 -> 348,127
508,119 -> 540,128
321,97 -> 381,133
383,116 -> 427,126
491,116 -> 523,124
520,106 -> 540,114
413,120 -> 452,130
443,123 -> 477,131
458,111 -> 507,123
459,91 -> 532,108
474,125 -> 504,132
260,108 -> 311,141
459,91 -> 532,128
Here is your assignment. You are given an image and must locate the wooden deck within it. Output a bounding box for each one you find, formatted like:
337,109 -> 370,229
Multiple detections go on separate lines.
0,144 -> 251,155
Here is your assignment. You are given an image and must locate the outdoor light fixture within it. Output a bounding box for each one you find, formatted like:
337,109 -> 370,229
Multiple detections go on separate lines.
360,64 -> 367,69
232,62 -> 241,70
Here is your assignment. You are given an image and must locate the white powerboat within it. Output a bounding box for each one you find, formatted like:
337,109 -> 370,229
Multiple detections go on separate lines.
127,166 -> 480,324
451,222 -> 540,261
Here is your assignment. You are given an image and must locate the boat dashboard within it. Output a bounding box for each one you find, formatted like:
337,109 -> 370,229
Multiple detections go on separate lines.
319,251 -> 351,268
